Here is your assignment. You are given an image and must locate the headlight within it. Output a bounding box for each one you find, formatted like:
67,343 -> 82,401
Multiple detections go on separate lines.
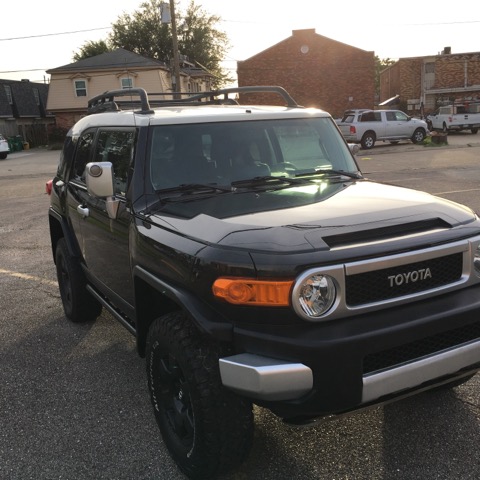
474,245 -> 480,277
293,274 -> 336,318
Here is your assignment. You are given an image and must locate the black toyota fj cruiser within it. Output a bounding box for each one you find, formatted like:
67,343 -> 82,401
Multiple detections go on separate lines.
48,87 -> 480,479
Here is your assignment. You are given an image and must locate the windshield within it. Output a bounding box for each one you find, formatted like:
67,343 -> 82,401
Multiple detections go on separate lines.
147,117 -> 360,218
149,117 -> 359,191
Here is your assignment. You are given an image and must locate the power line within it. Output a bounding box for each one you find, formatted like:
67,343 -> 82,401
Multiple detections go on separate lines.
0,27 -> 110,42
406,19 -> 480,26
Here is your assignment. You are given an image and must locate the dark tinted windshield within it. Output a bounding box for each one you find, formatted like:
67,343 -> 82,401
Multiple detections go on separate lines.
149,117 -> 358,191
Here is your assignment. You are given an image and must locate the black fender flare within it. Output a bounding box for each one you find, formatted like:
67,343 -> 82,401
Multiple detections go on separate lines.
48,207 -> 82,261
133,265 -> 233,354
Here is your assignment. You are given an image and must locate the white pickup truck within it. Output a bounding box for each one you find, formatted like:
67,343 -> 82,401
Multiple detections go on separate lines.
427,104 -> 480,134
338,109 -> 429,149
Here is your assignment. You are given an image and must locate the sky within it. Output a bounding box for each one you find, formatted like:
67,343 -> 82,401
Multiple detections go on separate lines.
1,0 -> 479,85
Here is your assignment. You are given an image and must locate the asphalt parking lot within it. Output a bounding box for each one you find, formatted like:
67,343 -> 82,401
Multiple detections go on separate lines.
0,137 -> 479,480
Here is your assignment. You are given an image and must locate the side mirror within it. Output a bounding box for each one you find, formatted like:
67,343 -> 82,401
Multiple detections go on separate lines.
86,162 -> 114,197
85,162 -> 119,219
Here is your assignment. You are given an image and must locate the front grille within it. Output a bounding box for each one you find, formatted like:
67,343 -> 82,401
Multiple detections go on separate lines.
363,321 -> 480,374
346,252 -> 463,306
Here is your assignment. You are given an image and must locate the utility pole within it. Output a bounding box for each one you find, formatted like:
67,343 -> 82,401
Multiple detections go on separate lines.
169,0 -> 181,98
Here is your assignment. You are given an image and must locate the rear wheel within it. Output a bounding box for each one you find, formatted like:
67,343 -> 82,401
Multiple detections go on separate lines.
146,311 -> 254,479
361,131 -> 376,149
412,128 -> 426,144
0,152 -> 7,159
55,238 -> 102,322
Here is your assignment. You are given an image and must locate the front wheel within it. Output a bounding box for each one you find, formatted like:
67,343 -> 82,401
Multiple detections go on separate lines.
412,128 -> 426,144
361,131 -> 376,149
146,312 -> 254,479
55,238 -> 102,322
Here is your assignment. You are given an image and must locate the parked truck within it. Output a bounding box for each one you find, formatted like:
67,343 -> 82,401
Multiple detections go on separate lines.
427,103 -> 480,134
337,109 -> 428,149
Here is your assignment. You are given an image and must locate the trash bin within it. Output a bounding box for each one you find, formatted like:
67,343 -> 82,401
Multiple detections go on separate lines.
14,136 -> 23,151
8,137 -> 23,151
23,142 -> 29,150
8,137 -> 16,152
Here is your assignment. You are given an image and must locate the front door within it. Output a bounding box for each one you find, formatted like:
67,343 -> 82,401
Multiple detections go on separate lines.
68,127 -> 136,311
385,110 -> 411,138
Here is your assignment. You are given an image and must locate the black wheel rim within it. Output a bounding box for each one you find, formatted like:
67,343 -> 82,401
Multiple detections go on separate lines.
158,354 -> 194,447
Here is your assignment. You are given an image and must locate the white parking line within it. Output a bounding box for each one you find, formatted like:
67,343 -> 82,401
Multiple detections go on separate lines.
435,188 -> 480,195
0,268 -> 58,287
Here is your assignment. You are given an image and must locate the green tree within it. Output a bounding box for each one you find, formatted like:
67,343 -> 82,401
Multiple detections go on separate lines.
375,56 -> 396,95
108,0 -> 231,87
108,0 -> 172,61
73,40 -> 112,61
178,1 -> 230,83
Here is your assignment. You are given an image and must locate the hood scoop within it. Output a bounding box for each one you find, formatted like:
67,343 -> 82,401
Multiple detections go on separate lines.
321,218 -> 452,249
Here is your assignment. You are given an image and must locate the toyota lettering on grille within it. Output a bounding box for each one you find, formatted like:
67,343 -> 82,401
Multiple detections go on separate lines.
388,268 -> 432,287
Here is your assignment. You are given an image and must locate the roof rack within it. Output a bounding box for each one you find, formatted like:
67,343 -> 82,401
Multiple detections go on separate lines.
87,86 -> 300,115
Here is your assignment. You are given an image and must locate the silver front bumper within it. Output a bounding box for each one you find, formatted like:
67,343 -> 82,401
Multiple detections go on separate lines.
219,353 -> 313,401
362,338 -> 480,403
219,339 -> 480,404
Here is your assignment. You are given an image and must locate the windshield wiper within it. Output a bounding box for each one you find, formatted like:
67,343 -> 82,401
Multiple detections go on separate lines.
155,183 -> 232,195
230,175 -> 315,189
154,183 -> 233,203
295,169 -> 362,180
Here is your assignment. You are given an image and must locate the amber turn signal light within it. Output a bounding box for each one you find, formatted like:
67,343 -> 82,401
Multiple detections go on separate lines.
212,278 -> 292,306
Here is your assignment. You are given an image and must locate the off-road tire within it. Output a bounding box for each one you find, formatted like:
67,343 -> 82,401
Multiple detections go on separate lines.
55,238 -> 102,322
146,311 -> 254,479
361,131 -> 376,149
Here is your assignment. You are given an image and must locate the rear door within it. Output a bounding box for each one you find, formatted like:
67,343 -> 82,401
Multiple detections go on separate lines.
360,111 -> 385,138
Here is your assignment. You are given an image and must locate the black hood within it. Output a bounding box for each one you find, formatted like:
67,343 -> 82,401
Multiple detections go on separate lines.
150,181 -> 476,253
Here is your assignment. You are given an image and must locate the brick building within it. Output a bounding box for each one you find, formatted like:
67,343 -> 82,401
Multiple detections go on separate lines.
237,29 -> 375,118
380,48 -> 480,115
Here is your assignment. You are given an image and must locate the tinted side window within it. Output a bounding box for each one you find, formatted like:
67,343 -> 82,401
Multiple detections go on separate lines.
72,131 -> 95,183
57,135 -> 75,179
94,129 -> 135,196
360,111 -> 380,122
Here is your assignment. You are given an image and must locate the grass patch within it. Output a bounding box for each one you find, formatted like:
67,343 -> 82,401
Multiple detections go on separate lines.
423,135 -> 448,147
